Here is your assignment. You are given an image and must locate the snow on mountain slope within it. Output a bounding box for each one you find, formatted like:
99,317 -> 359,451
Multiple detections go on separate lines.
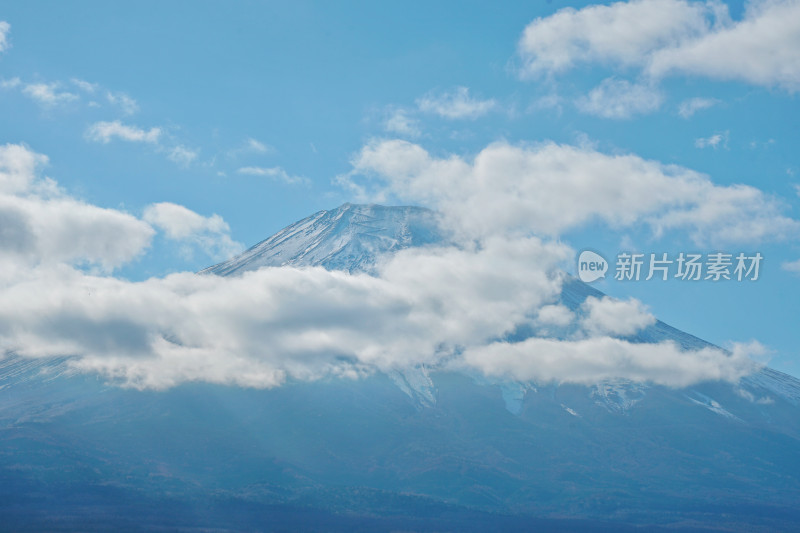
201,203 -> 446,275
387,365 -> 437,408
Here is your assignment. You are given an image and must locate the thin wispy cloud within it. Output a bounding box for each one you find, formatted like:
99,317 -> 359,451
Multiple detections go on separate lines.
237,166 -> 310,186
227,137 -> 275,158
2,74 -> 141,116
167,145 -> 200,166
678,97 -> 720,118
695,131 -> 729,149
22,82 -> 79,107
781,258 -> 800,275
106,91 -> 139,115
416,86 -> 497,119
244,138 -> 272,154
71,78 -> 99,93
0,21 -> 10,54
384,107 -> 421,137
86,120 -> 162,144
576,78 -> 663,119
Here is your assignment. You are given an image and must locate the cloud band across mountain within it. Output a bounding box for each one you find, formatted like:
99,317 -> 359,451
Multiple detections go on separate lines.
0,141 -> 773,390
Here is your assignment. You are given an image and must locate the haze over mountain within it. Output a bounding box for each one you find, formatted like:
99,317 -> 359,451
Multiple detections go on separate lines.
2,203 -> 800,532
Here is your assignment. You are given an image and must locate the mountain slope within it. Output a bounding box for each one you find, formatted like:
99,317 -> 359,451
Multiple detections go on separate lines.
2,203 -> 800,532
201,203 -> 445,275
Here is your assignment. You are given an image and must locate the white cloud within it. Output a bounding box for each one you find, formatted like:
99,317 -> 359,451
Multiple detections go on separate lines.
694,130 -> 728,149
0,21 -> 10,54
677,96 -> 719,118
106,91 -> 139,115
0,77 -> 20,89
2,75 -> 144,116
237,166 -> 310,186
227,138 -> 275,159
342,139 -> 799,245
416,87 -> 497,119
167,145 -> 199,166
143,202 -> 242,261
535,304 -> 574,327
461,337 -> 760,388
22,82 -> 79,107
580,296 -> 656,336
0,144 -> 153,271
71,78 -> 99,93
0,236 -> 571,389
85,123 -> 201,169
576,78 -> 663,118
529,93 -> 565,115
647,0 -> 800,91
0,228 -> 764,390
143,203 -> 228,240
384,107 -> 421,137
85,121 -> 161,144
781,258 -> 800,274
517,0 -> 713,77
0,143 -> 45,194
245,138 -> 271,154
518,0 -> 800,92
0,142 -> 772,391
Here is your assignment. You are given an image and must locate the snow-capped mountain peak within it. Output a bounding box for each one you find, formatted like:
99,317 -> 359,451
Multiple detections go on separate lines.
201,203 -> 446,276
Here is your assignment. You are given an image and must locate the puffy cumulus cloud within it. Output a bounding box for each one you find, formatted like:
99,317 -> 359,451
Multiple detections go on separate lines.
342,139 -> 800,245
0,142 -> 771,391
576,78 -> 663,118
0,237 -> 570,389
0,21 -> 10,54
0,143 -> 46,194
647,0 -> 800,91
518,0 -> 713,77
0,143 -> 153,271
416,87 -> 497,119
518,0 -> 800,92
460,337 -> 760,388
580,296 -> 656,336
143,202 -> 243,261
85,121 -> 161,144
535,304 -> 575,328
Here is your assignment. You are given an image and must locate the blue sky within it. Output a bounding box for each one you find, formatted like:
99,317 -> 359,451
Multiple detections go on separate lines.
0,0 -> 799,382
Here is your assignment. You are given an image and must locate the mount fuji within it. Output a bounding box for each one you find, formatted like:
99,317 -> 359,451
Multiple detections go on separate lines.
2,203 -> 800,532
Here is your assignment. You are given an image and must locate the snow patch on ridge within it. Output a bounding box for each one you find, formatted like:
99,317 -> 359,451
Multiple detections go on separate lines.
387,365 -> 437,408
591,379 -> 648,414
